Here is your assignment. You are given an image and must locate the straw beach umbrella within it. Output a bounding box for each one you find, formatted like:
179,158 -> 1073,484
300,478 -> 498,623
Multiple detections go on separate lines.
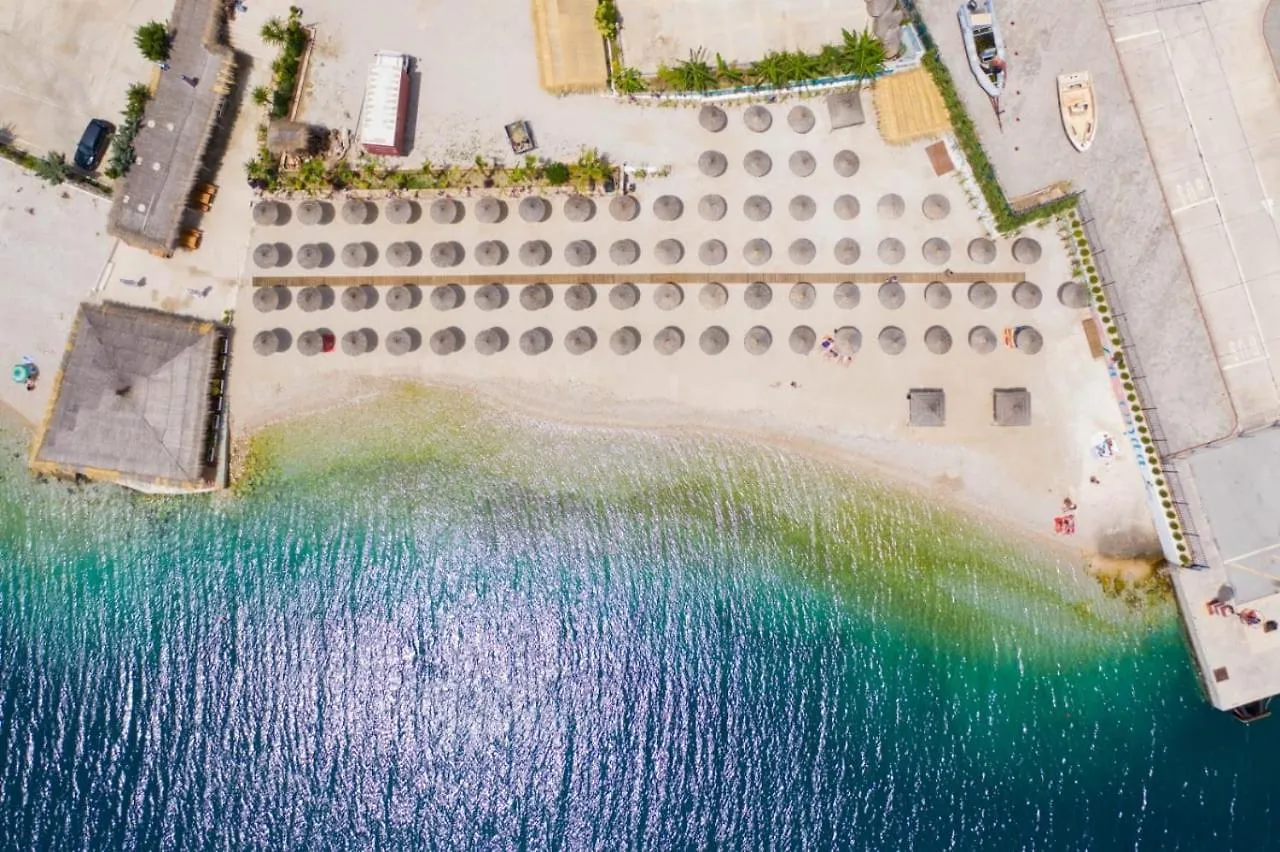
744,105 -> 772,132
519,240 -> 551,267
1013,237 -> 1043,264
968,281 -> 997,309
789,150 -> 816,177
341,242 -> 369,268
565,283 -> 596,310
834,326 -> 861,354
968,238 -> 997,264
699,104 -> 728,132
924,282 -> 952,308
653,195 -> 683,221
564,240 -> 596,267
700,326 -> 729,354
922,194 -> 951,220
743,195 -> 772,222
654,326 -> 684,355
969,325 -> 997,353
430,283 -> 465,310
564,194 -> 595,222
699,282 -> 728,309
877,194 -> 905,219
475,283 -> 508,311
609,195 -> 640,222
879,280 -> 905,309
654,283 -> 684,310
341,284 -> 371,311
610,239 -> 640,266
386,328 -> 414,356
565,326 -> 597,354
475,197 -> 505,224
878,326 -> 906,355
790,195 -> 816,221
790,282 -> 816,309
922,238 -> 951,265
790,325 -> 817,354
699,194 -> 727,221
610,326 -> 641,354
655,239 -> 684,265
252,329 -> 282,355
520,283 -> 553,310
252,285 -> 280,312
386,241 -> 415,268
745,282 -> 772,309
430,198 -> 459,224
475,240 -> 507,267
834,195 -> 860,220
1015,326 -> 1044,354
430,327 -> 464,355
744,239 -> 772,266
252,201 -> 280,225
297,330 -> 326,356
834,282 -> 860,308
297,199 -> 325,225
386,284 -> 416,311
833,150 -> 860,177
475,327 -> 509,355
878,238 -> 905,265
385,198 -> 414,224
1013,281 -> 1043,308
297,285 -> 328,312
789,239 -> 816,265
924,326 -> 952,354
519,196 -> 550,223
430,241 -> 463,267
834,238 -> 861,266
252,243 -> 280,268
342,198 -> 370,224
1058,281 -> 1088,308
745,326 -> 772,355
297,243 -> 325,269
520,327 -> 553,355
341,329 -> 374,355
788,105 -> 815,133
699,151 -> 728,177
699,239 -> 727,266
610,283 -> 640,309
744,150 -> 772,177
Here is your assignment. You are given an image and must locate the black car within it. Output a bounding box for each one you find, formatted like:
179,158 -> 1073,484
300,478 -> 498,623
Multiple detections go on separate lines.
74,119 -> 113,171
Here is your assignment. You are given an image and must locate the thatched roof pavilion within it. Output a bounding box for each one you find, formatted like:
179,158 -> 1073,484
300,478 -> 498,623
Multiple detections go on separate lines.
994,388 -> 1032,426
31,302 -> 227,492
266,120 -> 319,156
909,389 -> 946,427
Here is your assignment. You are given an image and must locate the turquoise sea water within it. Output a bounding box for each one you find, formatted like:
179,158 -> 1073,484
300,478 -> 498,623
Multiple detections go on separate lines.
0,388 -> 1276,850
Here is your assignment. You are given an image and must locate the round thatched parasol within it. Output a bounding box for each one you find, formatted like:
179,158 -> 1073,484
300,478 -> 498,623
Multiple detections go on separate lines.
609,283 -> 640,310
1012,237 -> 1043,264
878,238 -> 905,265
699,239 -> 727,266
653,282 -> 684,310
519,283 -> 553,311
922,194 -> 951,220
743,195 -> 772,222
252,285 -> 281,312
834,326 -> 861,354
609,239 -> 640,265
789,150 -> 816,177
297,330 -> 326,356
252,329 -> 281,355
475,283 -> 508,311
788,105 -> 815,133
1013,281 -> 1043,308
744,150 -> 772,177
1058,281 -> 1088,308
699,282 -> 728,309
386,328 -> 414,356
745,326 -> 772,355
341,242 -> 369,268
1015,326 -> 1044,354
789,195 -> 816,221
968,281 -> 997,309
699,104 -> 728,132
385,198 -> 414,225
790,282 -> 816,309
834,194 -> 860,220
698,194 -> 727,222
789,325 -> 817,354
386,241 -> 416,268
430,198 -> 459,225
610,326 -> 641,355
924,281 -> 951,308
698,151 -> 728,177
834,238 -> 861,266
430,283 -> 465,310
878,326 -> 906,355
341,329 -> 373,355
519,240 -> 552,267
430,326 -> 464,355
968,238 -> 997,264
519,196 -> 550,223
789,239 -> 816,265
744,105 -> 773,132
654,239 -> 684,265
341,198 -> 370,224
520,327 -> 553,355
386,284 -> 417,311
834,282 -> 860,309
430,241 -> 463,268
564,240 -> 596,267
609,194 -> 640,222
922,237 -> 951,265
744,238 -> 772,266
700,326 -> 729,354
252,201 -> 280,226
565,283 -> 596,310
475,197 -> 505,224
878,280 -> 905,309
252,243 -> 280,268
969,325 -> 997,353
475,327 -> 509,355
475,240 -> 507,267
564,194 -> 596,222
341,284 -> 372,311
833,150 -> 860,177
924,326 -> 952,355
297,243 -> 325,269
654,326 -> 684,355
297,285 -> 329,312
564,326 -> 597,354
653,195 -> 683,221
744,281 -> 772,309
296,199 -> 325,225
877,193 -> 905,219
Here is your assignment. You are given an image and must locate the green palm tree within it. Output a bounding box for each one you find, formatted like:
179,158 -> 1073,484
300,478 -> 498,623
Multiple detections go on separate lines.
260,16 -> 288,46
34,151 -> 68,185
837,28 -> 887,81
780,50 -> 823,85
749,51 -> 790,89
614,66 -> 647,94
675,48 -> 717,92
714,53 -> 744,87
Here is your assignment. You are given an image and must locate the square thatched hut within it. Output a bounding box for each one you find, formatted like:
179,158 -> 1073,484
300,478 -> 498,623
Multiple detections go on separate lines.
993,388 -> 1032,427
908,389 -> 946,427
827,90 -> 866,129
31,303 -> 229,492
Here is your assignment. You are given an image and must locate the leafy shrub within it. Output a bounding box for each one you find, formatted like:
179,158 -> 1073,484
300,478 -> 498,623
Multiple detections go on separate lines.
544,162 -> 571,185
135,21 -> 170,62
594,0 -> 620,40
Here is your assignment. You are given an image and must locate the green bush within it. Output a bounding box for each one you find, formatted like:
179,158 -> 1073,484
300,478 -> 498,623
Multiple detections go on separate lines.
33,151 -> 68,186
134,21 -> 170,62
105,82 -> 151,180
261,8 -> 311,120
594,0 -> 620,40
544,161 -> 571,185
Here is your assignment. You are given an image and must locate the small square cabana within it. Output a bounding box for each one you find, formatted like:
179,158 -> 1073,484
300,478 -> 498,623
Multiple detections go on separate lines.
993,388 -> 1032,427
908,389 -> 945,427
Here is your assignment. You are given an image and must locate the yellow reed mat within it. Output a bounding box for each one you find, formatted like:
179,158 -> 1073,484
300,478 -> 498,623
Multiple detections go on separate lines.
530,0 -> 608,93
874,68 -> 951,144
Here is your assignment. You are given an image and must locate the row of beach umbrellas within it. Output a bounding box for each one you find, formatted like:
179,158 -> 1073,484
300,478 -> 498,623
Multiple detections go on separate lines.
699,104 -> 824,136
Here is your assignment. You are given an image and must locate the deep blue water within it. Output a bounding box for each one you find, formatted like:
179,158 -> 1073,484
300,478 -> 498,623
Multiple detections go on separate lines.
0,395 -> 1276,850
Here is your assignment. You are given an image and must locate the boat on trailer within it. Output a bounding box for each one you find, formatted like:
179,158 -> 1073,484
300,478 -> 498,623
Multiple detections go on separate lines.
958,0 -> 1006,99
1058,71 -> 1097,152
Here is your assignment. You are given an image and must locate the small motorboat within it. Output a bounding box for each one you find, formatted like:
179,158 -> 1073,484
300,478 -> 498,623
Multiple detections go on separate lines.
958,0 -> 1006,98
1058,71 -> 1097,152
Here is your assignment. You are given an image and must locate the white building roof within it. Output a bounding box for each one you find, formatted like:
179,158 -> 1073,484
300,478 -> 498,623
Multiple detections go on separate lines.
359,51 -> 410,151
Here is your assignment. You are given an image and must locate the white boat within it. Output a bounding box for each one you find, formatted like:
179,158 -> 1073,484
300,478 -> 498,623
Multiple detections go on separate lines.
957,0 -> 1006,99
1058,71 -> 1097,152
